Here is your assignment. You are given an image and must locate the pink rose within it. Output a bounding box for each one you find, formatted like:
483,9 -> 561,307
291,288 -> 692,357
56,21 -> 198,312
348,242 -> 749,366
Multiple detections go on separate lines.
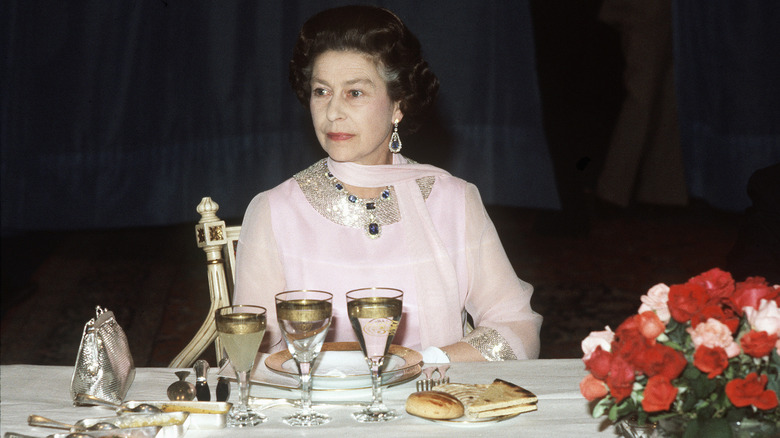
637,311 -> 666,340
582,326 -> 614,361
744,299 -> 780,336
686,318 -> 741,358
580,373 -> 609,402
638,283 -> 671,323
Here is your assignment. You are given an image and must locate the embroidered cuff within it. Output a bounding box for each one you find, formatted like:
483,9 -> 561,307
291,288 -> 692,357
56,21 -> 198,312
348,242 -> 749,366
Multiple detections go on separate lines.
462,326 -> 517,361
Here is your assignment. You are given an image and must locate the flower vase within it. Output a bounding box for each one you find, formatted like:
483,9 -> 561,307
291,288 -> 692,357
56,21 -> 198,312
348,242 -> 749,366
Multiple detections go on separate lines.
616,417 -> 661,438
730,418 -> 779,438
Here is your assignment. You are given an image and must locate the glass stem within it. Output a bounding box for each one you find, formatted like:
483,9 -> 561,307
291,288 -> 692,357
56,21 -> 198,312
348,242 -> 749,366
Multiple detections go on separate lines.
236,369 -> 250,414
298,360 -> 313,414
369,360 -> 385,409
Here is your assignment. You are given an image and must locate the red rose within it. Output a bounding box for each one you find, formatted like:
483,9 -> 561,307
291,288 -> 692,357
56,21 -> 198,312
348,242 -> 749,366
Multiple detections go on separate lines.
691,300 -> 740,332
613,318 -> 652,366
726,372 -> 779,410
585,346 -> 612,381
606,355 -> 635,402
741,330 -> 779,358
730,276 -> 779,315
668,282 -> 709,323
689,268 -> 735,299
637,311 -> 665,340
641,375 -> 678,412
638,343 -> 687,380
580,373 -> 609,402
693,345 -> 729,378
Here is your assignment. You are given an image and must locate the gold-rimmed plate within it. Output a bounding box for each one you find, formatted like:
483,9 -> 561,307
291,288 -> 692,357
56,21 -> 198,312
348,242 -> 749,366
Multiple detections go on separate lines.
263,342 -> 422,390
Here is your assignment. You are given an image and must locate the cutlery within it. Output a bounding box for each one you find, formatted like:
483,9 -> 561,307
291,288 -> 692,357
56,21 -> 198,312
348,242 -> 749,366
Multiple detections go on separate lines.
74,393 -> 162,414
415,366 -> 450,391
27,415 -> 118,431
6,434 -> 93,438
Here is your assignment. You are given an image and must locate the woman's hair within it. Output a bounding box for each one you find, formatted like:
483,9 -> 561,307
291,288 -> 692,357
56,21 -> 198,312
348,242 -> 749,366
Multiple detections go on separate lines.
289,5 -> 439,132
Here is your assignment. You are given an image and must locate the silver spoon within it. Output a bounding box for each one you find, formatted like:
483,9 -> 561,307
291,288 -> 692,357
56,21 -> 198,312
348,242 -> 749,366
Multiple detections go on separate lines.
74,393 -> 162,414
167,371 -> 196,401
27,415 -> 118,431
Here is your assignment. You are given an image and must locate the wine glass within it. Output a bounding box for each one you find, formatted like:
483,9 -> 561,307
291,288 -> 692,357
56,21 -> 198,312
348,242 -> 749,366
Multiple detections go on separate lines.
215,305 -> 267,427
275,290 -> 334,427
346,287 -> 404,422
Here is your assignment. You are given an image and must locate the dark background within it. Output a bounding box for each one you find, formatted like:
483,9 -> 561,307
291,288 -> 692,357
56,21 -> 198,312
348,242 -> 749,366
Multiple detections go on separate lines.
3,0 -> 779,233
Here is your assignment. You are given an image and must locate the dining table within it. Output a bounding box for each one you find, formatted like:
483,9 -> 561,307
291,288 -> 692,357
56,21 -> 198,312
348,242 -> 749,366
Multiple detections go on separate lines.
0,358 -> 616,437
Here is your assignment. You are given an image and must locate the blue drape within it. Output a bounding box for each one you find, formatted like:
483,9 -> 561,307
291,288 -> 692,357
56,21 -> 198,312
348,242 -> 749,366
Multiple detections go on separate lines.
1,0 -> 559,231
672,1 -> 780,211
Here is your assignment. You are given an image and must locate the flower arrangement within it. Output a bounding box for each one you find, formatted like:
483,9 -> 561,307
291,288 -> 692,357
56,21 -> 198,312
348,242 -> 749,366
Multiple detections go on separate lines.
580,268 -> 780,437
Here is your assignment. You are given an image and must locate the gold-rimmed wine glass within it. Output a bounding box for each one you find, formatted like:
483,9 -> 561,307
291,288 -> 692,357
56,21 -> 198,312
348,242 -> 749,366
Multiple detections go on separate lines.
346,287 -> 404,422
275,290 -> 334,427
215,305 -> 267,427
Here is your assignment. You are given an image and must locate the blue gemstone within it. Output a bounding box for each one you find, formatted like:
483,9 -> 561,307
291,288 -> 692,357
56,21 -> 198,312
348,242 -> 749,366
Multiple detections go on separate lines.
335,183 -> 343,190
348,195 -> 357,203
368,223 -> 379,235
381,190 -> 390,199
365,202 -> 375,210
390,140 -> 401,151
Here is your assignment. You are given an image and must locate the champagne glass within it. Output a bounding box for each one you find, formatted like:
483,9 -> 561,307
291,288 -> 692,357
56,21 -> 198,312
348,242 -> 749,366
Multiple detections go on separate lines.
215,305 -> 267,427
346,287 -> 404,422
275,290 -> 334,427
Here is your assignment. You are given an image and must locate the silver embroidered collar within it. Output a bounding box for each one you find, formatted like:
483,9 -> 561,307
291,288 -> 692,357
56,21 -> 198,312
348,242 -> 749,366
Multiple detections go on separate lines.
294,159 -> 435,239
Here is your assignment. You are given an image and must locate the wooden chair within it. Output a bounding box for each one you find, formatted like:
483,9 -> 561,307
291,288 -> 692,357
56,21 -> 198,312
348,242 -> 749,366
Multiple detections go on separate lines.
168,197 -> 241,368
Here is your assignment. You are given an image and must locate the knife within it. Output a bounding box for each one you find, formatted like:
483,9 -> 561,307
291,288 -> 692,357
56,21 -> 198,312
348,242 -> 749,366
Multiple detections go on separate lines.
193,359 -> 210,401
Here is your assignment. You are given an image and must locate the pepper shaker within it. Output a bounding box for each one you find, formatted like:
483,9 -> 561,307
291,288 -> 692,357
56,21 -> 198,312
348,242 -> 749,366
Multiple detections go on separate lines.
216,357 -> 231,402
194,359 -> 211,401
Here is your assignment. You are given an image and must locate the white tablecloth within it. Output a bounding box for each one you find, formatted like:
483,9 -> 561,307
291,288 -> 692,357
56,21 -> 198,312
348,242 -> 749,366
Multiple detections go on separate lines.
1,359 -> 615,437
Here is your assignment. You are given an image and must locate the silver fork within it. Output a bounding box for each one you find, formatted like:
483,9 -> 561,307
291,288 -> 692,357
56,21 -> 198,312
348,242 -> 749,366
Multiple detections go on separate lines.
415,366 -> 450,391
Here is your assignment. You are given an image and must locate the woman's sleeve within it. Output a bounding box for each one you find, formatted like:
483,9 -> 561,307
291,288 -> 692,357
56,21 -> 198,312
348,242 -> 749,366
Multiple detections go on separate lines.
462,184 -> 543,360
233,192 -> 287,352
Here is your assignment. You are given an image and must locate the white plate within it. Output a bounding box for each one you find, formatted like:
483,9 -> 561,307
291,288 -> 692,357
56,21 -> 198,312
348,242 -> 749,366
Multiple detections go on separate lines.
428,412 -> 522,426
262,342 -> 422,390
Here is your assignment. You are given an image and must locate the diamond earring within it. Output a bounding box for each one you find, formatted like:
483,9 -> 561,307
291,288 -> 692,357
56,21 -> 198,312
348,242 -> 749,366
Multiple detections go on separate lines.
388,120 -> 402,153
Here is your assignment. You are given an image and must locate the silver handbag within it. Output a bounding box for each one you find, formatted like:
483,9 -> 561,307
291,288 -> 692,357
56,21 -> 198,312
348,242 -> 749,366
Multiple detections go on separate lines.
70,306 -> 135,404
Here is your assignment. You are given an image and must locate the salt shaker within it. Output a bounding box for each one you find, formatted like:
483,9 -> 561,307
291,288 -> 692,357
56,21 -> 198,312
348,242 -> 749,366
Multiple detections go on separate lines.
193,359 -> 210,401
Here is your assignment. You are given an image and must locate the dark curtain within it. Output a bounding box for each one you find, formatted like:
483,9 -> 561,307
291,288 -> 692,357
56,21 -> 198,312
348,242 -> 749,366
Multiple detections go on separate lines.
1,0 -> 559,231
672,1 -> 780,211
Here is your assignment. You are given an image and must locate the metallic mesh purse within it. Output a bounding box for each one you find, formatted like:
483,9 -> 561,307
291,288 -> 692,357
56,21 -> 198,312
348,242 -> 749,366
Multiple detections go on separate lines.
70,306 -> 135,404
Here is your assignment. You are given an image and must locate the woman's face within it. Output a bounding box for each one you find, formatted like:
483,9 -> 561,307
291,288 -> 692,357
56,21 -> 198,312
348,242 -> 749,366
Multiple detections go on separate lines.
309,50 -> 403,166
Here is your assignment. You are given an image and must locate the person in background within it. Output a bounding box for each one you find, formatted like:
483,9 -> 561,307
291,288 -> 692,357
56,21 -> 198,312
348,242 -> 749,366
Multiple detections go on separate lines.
727,163 -> 780,285
233,5 -> 542,362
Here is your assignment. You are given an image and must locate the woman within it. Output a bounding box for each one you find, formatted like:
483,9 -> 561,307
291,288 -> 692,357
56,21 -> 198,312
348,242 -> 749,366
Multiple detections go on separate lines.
234,5 -> 542,362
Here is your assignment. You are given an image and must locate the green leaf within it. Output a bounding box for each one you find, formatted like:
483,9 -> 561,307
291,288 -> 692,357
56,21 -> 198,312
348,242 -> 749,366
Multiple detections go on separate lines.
614,399 -> 637,421
608,403 -> 619,422
592,397 -> 613,418
683,417 -> 733,438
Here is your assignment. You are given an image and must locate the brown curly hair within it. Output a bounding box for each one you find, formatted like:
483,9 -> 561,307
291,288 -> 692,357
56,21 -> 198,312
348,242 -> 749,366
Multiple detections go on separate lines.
289,5 -> 439,133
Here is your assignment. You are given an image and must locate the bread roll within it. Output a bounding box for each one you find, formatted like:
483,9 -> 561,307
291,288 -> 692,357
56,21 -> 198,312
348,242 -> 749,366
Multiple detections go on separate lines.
405,391 -> 465,420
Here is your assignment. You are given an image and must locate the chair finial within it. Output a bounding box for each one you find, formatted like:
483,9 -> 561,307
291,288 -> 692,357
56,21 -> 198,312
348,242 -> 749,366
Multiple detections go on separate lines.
197,197 -> 220,223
